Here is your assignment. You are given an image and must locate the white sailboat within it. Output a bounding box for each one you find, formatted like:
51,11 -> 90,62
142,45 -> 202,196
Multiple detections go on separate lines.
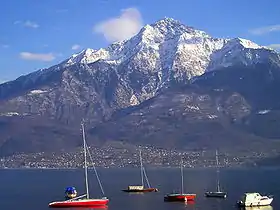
122,148 -> 158,193
205,150 -> 227,198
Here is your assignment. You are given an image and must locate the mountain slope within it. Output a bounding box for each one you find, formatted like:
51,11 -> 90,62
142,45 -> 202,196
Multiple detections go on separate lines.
193,63 -> 280,140
0,17 -> 280,156
194,63 -> 280,110
89,84 -> 278,153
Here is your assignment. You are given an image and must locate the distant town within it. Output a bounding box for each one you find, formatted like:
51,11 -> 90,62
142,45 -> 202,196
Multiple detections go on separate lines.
0,144 -> 278,169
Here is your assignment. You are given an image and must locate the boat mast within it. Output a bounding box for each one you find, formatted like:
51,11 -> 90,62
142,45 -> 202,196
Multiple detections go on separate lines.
82,122 -> 89,199
139,148 -> 144,187
215,150 -> 220,192
181,158 -> 184,194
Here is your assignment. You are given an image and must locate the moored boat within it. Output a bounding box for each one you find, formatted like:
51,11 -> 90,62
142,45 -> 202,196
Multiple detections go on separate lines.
122,185 -> 158,192
205,150 -> 227,198
49,195 -> 109,208
122,149 -> 159,193
205,191 -> 227,198
164,158 -> 196,202
237,193 -> 273,207
49,122 -> 109,208
164,193 -> 196,202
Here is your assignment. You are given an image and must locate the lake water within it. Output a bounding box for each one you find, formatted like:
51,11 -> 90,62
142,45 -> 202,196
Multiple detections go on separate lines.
0,167 -> 279,210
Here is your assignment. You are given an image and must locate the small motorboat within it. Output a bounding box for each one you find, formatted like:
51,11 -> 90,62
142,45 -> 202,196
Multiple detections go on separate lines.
237,193 -> 273,207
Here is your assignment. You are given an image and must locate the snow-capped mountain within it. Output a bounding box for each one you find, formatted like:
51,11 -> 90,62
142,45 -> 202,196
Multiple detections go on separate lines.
1,17 -> 280,156
61,18 -> 276,78
63,18 -> 227,81
1,17 -> 279,120
0,17 -> 278,114
207,38 -> 280,71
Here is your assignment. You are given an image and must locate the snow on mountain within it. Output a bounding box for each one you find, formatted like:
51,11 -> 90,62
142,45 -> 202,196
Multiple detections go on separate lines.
206,38 -> 278,71
0,17 -> 279,124
28,89 -> 48,95
58,18 -> 226,86
60,18 -> 277,83
237,38 -> 263,49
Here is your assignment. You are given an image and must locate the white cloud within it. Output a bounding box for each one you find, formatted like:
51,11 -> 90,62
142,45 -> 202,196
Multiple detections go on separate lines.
19,52 -> 55,61
267,44 -> 280,50
71,44 -> 81,50
249,25 -> 280,35
14,20 -> 39,28
24,21 -> 39,28
93,7 -> 143,42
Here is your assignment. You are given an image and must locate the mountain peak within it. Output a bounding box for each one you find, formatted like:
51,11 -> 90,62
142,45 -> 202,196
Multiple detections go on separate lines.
153,17 -> 183,26
151,17 -> 193,32
81,48 -> 96,54
63,48 -> 95,65
228,38 -> 263,49
141,17 -> 209,40
62,48 -> 112,66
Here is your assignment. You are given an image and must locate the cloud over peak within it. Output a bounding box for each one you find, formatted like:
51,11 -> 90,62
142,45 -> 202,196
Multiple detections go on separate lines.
249,24 -> 280,35
93,7 -> 143,42
19,52 -> 55,61
267,44 -> 280,50
71,44 -> 81,50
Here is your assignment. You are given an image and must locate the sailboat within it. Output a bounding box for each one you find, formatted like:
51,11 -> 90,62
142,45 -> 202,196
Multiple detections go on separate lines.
48,122 -> 109,208
164,158 -> 196,202
205,150 -> 227,198
122,148 -> 158,193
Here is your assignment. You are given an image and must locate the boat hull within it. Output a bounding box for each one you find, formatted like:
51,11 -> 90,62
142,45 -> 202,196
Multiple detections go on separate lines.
49,198 -> 109,208
122,188 -> 158,193
164,194 -> 196,202
240,206 -> 273,210
237,198 -> 273,207
205,191 -> 227,198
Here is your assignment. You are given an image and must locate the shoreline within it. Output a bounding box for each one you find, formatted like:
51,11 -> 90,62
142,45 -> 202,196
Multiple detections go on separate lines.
1,164 -> 279,170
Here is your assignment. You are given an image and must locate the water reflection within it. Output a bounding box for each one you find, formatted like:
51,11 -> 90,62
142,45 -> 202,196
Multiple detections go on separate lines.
240,206 -> 273,210
63,206 -> 108,210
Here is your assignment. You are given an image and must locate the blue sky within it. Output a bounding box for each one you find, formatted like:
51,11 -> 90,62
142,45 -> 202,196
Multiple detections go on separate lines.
1,0 -> 280,82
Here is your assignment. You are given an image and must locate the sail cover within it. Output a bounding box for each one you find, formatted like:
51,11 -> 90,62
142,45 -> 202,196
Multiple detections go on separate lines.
65,187 -> 76,193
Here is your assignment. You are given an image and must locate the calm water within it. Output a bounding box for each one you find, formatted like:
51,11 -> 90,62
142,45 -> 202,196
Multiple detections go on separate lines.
0,167 -> 279,210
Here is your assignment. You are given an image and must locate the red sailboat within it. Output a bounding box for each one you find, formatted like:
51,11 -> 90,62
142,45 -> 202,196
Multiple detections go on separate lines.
164,159 -> 196,202
49,122 -> 109,208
